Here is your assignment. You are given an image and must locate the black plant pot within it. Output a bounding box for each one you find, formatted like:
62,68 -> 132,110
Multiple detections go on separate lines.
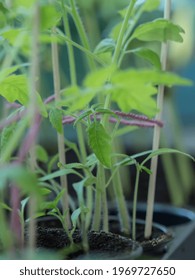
25,218 -> 143,260
109,202 -> 195,259
109,217 -> 173,255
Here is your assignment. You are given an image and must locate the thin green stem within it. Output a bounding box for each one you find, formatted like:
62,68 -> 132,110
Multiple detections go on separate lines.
76,124 -> 93,232
100,1 -> 137,235
118,5 -> 145,67
103,0 -> 136,112
112,164 -> 130,235
51,28 -> 70,229
99,164 -> 108,232
80,4 -> 101,49
92,164 -> 102,231
57,31 -> 106,66
61,4 -> 90,248
2,32 -> 26,70
144,0 -> 171,239
132,164 -> 141,240
112,0 -> 136,65
69,0 -> 96,71
61,0 -> 77,85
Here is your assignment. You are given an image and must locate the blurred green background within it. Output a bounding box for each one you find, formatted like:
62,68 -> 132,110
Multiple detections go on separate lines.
0,0 -> 195,207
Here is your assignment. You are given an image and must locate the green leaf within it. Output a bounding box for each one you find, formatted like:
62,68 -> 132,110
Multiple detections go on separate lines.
1,28 -> 29,55
141,148 -> 195,167
58,162 -> 84,170
131,19 -> 185,43
130,48 -> 161,70
109,68 -> 192,116
35,145 -> 49,163
114,150 -> 156,167
0,165 -> 41,198
40,4 -> 62,30
39,168 -> 82,182
0,202 -> 12,212
83,175 -> 97,187
41,189 -> 65,211
40,201 -> 56,211
110,22 -> 123,41
59,86 -> 95,113
83,65 -> 116,88
49,107 -> 63,134
141,0 -> 160,12
73,180 -> 84,205
39,33 -> 63,44
94,38 -> 115,54
140,165 -> 152,175
111,70 -> 158,116
95,107 -> 116,116
0,123 -> 16,153
86,153 -> 98,168
71,208 -> 81,228
0,72 -> 47,115
0,74 -> 29,105
123,69 -> 192,86
0,66 -> 21,82
37,92 -> 48,117
74,109 -> 92,126
0,3 -> 9,14
13,0 -> 35,9
21,197 -> 29,215
87,122 -> 112,168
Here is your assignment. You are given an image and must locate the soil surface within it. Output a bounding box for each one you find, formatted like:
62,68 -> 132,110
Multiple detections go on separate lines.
109,218 -> 173,253
25,227 -> 142,260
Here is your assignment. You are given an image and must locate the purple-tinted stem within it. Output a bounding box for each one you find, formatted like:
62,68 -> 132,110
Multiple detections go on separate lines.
5,102 -> 21,109
62,113 -> 163,128
17,114 -> 41,162
108,117 -> 156,128
113,111 -> 163,127
0,110 -> 25,131
44,94 -> 55,104
62,116 -> 76,125
10,113 -> 42,247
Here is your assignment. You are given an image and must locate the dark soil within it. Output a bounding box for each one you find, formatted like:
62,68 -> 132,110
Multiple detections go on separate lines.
109,218 -> 173,253
25,227 -> 142,260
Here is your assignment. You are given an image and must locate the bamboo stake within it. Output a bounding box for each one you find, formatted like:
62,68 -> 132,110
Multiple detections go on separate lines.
144,0 -> 171,239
